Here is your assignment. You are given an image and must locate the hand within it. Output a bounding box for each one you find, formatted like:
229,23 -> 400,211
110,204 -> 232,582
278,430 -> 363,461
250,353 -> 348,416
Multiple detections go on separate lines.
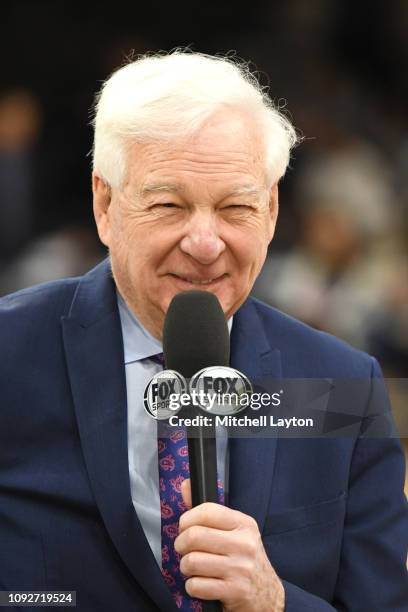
174,479 -> 285,612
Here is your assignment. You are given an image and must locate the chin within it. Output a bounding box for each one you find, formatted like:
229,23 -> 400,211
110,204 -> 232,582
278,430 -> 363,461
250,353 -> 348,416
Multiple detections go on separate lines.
160,292 -> 177,316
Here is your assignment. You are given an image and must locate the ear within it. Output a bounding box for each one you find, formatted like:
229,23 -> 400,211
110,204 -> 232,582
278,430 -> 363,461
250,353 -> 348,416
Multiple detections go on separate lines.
267,183 -> 279,241
92,172 -> 112,247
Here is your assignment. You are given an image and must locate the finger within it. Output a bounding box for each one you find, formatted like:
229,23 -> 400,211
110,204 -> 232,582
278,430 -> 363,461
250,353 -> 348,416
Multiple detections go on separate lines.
175,524 -> 251,557
180,551 -> 231,579
179,502 -> 256,533
185,576 -> 231,602
181,478 -> 192,509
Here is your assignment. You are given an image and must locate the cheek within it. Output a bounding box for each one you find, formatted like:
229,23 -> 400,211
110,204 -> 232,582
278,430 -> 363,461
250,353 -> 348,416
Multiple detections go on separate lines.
111,213 -> 162,260
126,230 -> 177,286
231,228 -> 269,272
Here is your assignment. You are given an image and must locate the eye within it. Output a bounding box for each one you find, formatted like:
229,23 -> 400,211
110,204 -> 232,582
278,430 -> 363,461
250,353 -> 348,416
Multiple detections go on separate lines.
222,204 -> 253,210
219,204 -> 255,218
148,202 -> 181,212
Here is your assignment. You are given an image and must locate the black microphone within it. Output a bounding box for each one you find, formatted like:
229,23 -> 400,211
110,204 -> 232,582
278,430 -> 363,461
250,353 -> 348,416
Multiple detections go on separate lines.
163,290 -> 229,612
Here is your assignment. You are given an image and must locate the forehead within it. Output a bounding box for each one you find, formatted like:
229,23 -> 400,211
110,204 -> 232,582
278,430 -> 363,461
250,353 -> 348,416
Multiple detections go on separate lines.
125,109 -> 266,191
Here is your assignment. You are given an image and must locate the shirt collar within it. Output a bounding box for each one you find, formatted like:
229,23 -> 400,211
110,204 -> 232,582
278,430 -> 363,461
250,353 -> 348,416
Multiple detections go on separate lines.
117,292 -> 233,365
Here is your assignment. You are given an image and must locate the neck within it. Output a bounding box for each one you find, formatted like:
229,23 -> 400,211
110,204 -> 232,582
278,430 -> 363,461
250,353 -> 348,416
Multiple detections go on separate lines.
110,267 -> 164,341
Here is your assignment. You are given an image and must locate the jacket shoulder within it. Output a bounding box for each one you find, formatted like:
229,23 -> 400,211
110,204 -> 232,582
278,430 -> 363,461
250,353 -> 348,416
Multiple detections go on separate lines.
0,277 -> 80,332
248,297 -> 375,377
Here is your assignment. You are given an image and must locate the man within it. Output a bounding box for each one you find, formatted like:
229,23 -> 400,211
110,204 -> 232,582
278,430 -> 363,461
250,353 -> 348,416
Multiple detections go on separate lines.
0,51 -> 407,611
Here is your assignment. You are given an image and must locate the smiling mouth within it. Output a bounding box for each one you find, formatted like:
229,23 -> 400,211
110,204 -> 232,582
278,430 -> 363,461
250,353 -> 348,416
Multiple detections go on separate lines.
169,274 -> 227,286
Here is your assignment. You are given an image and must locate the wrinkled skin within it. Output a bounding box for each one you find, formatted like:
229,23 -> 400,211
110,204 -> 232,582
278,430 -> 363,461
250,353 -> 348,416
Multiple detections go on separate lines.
175,478 -> 285,611
93,108 -> 278,340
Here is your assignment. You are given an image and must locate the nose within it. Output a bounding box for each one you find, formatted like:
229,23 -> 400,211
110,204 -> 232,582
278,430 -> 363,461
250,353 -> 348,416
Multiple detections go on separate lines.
179,211 -> 226,264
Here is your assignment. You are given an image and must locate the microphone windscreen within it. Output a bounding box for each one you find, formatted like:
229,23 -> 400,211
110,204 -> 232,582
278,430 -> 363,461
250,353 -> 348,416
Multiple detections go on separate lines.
163,291 -> 230,378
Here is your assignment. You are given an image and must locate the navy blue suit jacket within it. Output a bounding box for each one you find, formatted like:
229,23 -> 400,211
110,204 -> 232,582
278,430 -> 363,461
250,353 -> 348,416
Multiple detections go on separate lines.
0,259 -> 407,611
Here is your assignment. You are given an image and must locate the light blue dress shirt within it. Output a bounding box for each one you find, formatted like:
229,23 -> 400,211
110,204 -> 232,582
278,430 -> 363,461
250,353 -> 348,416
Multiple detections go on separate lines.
117,293 -> 230,567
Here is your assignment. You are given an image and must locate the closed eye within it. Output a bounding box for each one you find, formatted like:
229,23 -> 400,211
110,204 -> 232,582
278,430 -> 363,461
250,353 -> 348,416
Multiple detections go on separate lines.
220,204 -> 256,213
149,202 -> 181,210
222,204 -> 255,209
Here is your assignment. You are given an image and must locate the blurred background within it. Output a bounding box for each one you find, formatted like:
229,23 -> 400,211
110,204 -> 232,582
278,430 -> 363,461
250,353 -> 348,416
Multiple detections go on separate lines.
1,1 -> 407,457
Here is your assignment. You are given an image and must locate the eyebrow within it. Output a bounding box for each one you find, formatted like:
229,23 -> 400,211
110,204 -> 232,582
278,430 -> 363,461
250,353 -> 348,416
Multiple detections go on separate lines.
227,185 -> 265,198
140,183 -> 185,196
140,183 -> 264,199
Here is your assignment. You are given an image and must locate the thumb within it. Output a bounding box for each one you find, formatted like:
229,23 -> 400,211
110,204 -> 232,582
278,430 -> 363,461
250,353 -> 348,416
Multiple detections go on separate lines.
180,478 -> 192,509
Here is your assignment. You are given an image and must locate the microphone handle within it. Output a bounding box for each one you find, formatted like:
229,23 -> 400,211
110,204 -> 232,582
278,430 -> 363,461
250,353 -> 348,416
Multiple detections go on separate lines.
202,602 -> 223,612
187,424 -> 219,506
187,416 -> 223,612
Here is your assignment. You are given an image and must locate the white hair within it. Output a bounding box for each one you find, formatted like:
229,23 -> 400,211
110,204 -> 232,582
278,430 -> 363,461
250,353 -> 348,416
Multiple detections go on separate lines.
92,50 -> 299,188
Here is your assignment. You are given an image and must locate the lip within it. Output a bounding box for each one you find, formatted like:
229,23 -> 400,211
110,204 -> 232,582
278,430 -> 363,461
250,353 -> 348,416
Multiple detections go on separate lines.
168,273 -> 228,288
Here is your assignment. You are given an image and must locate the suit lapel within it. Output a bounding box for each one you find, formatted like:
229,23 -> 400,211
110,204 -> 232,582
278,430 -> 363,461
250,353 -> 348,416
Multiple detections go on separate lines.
228,299 -> 282,532
62,260 -> 177,611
